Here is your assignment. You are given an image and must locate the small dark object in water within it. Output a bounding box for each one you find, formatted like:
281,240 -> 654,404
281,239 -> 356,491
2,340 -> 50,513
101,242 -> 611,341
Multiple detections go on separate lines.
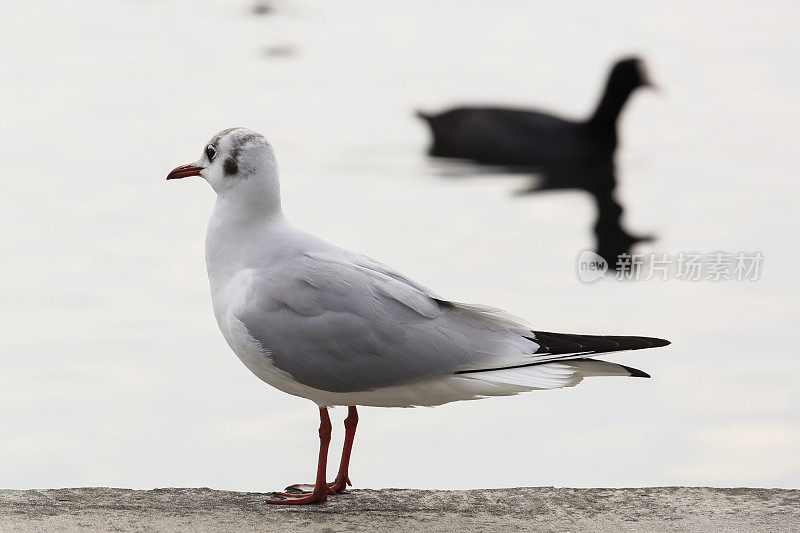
263,45 -> 296,58
252,2 -> 273,15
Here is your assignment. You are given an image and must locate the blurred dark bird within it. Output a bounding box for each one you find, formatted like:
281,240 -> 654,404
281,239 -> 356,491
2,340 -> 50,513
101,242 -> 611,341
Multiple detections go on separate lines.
252,1 -> 274,15
417,56 -> 654,180
417,57 -> 656,269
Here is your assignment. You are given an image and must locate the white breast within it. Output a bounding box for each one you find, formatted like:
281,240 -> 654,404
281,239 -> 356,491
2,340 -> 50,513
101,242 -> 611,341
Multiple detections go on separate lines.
209,267 -> 317,400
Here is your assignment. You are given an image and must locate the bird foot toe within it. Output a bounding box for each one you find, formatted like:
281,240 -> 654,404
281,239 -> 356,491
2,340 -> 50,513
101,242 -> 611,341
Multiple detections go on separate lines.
266,490 -> 327,505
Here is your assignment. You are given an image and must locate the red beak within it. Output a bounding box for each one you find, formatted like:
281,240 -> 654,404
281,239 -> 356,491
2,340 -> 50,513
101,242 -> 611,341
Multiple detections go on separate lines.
166,163 -> 204,180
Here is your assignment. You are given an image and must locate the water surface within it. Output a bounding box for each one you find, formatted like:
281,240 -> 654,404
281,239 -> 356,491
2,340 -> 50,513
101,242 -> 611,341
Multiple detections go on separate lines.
1,0 -> 798,490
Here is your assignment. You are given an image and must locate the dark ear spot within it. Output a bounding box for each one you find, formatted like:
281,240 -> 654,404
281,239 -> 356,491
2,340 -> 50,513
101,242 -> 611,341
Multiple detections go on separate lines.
223,157 -> 238,176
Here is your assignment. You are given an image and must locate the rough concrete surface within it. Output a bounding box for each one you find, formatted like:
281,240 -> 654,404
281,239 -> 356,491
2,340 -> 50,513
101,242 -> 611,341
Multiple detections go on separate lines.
0,487 -> 797,532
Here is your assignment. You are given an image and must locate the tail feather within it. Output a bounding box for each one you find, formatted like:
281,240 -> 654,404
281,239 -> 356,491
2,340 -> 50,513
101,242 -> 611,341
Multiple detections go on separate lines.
569,359 -> 650,378
460,359 -> 650,393
617,363 -> 651,378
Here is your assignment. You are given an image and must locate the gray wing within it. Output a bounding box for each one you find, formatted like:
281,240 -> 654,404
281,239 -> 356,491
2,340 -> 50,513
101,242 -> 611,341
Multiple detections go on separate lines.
236,250 -> 544,393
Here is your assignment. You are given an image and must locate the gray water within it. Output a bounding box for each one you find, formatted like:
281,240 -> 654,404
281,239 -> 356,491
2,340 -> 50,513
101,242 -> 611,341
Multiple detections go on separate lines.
1,0 -> 798,490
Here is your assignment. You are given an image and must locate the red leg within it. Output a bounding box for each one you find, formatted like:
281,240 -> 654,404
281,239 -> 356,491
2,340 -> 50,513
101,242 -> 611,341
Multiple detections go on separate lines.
284,406 -> 359,495
329,406 -> 358,492
267,407 -> 332,505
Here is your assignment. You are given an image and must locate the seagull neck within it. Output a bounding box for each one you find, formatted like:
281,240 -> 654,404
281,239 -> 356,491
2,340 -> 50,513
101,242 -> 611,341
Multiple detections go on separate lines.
206,194 -> 287,259
205,194 -> 291,293
211,193 -> 284,229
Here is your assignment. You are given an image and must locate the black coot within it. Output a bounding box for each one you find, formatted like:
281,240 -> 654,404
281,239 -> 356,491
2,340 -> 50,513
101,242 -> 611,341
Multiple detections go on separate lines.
417,56 -> 653,177
418,57 -> 656,269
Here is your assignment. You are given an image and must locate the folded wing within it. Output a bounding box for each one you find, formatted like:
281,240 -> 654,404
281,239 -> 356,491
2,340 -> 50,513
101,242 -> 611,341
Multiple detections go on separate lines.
237,249 -> 668,394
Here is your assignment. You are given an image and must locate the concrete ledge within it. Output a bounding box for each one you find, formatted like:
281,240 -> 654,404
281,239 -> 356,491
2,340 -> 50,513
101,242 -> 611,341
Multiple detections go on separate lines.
1,487 -> 797,532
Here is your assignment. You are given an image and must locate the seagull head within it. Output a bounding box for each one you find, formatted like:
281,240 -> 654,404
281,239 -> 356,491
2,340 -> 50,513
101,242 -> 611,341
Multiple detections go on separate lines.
167,127 -> 282,213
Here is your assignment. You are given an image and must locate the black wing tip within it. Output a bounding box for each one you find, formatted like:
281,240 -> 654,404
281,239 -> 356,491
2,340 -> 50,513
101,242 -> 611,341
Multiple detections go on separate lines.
618,364 -> 651,378
613,335 -> 671,350
530,331 -> 671,355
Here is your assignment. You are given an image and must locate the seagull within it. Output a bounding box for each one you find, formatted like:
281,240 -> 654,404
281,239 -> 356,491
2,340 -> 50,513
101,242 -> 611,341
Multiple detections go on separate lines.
167,128 -> 670,505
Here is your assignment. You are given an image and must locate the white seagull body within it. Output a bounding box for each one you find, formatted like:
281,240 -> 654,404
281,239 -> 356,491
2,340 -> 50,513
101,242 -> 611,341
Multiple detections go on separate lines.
168,127 -> 669,504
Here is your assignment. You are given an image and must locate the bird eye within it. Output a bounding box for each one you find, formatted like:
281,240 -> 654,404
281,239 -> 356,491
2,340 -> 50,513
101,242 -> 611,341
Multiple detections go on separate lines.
205,145 -> 217,161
